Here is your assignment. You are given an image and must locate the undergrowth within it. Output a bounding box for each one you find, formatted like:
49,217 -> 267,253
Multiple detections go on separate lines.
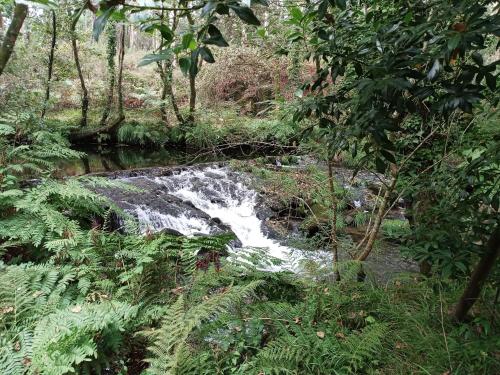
0,115 -> 498,374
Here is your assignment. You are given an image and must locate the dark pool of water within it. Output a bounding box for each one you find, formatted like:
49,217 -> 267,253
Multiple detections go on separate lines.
55,145 -> 270,177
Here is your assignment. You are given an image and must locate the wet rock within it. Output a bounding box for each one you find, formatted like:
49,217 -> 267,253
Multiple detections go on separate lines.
159,228 -> 183,236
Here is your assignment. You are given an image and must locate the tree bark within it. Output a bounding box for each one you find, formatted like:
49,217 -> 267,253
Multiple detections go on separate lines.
0,3 -> 28,77
157,61 -> 170,126
186,12 -> 196,123
41,10 -> 57,119
71,1 -> 89,127
356,172 -> 398,261
109,23 -> 126,137
187,65 -> 196,123
69,24 -> 125,144
454,225 -> 500,322
327,160 -> 340,281
99,23 -> 117,127
167,71 -> 184,124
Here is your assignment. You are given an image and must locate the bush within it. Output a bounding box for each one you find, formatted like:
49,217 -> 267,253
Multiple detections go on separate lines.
197,47 -> 289,109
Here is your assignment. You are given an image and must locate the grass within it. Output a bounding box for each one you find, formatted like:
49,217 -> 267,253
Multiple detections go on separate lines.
382,219 -> 411,240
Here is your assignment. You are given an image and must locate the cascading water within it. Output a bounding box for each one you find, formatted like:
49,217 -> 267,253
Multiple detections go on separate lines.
96,163 -> 414,278
113,165 -> 311,270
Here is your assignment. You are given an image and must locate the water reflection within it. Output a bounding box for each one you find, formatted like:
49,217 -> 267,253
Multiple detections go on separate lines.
55,146 -> 204,177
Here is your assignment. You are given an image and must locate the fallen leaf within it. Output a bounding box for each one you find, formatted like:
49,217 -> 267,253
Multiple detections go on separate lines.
335,332 -> 346,339
1,306 -> 14,314
14,341 -> 20,351
316,331 -> 325,339
170,287 -> 184,295
395,341 -> 407,349
70,305 -> 82,313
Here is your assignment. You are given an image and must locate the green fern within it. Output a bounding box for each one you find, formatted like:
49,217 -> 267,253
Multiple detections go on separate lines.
145,281 -> 263,374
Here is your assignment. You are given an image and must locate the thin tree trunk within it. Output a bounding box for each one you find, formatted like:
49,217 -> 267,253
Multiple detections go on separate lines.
188,67 -> 196,122
167,72 -> 184,124
0,3 -> 28,77
186,13 -> 196,123
158,62 -> 170,126
108,23 -> 125,137
327,159 -> 340,281
71,1 -> 89,127
41,10 -> 57,119
99,23 -> 116,127
356,172 -> 398,261
454,225 -> 500,322
158,60 -> 184,124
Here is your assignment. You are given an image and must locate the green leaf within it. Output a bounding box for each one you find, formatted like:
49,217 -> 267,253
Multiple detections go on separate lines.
215,3 -> 230,15
380,150 -> 396,164
290,7 -> 303,20
138,50 -> 173,67
229,5 -> 261,26
182,33 -> 195,49
256,27 -> 266,38
471,52 -> 483,66
447,34 -> 460,51
157,24 -> 174,43
188,39 -> 198,51
203,25 -> 229,47
179,57 -> 191,75
92,8 -> 113,41
485,73 -> 496,91
335,0 -> 346,10
375,157 -> 386,173
199,46 -> 215,63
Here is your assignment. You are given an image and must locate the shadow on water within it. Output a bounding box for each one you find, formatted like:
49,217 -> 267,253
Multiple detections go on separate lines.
55,144 -> 281,177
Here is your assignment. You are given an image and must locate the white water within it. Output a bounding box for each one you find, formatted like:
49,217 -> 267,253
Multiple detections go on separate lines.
135,206 -> 212,236
128,166 -> 306,269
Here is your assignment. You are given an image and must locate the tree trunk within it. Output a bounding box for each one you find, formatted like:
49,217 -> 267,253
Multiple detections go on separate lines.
158,60 -> 184,125
187,67 -> 196,123
41,10 -> 57,119
70,24 -> 125,144
327,159 -> 340,281
157,61 -> 170,127
167,75 -> 184,124
109,23 -> 126,137
71,2 -> 89,127
99,23 -> 116,127
186,13 -> 196,123
454,225 -> 500,322
0,3 -> 28,77
356,172 -> 398,261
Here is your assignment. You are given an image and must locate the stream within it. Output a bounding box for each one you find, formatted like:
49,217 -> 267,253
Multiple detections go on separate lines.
64,146 -> 417,277
95,164 -> 316,271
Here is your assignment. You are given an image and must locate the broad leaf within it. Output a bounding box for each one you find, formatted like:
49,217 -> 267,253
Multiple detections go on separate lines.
93,8 -> 114,41
179,57 -> 191,75
138,50 -> 173,67
203,25 -> 229,47
229,5 -> 261,26
199,46 -> 215,63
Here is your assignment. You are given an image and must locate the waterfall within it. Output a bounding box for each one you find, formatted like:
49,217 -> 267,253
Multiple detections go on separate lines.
118,165 -> 310,270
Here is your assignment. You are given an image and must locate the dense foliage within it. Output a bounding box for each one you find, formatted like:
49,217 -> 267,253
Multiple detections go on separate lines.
0,0 -> 499,374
